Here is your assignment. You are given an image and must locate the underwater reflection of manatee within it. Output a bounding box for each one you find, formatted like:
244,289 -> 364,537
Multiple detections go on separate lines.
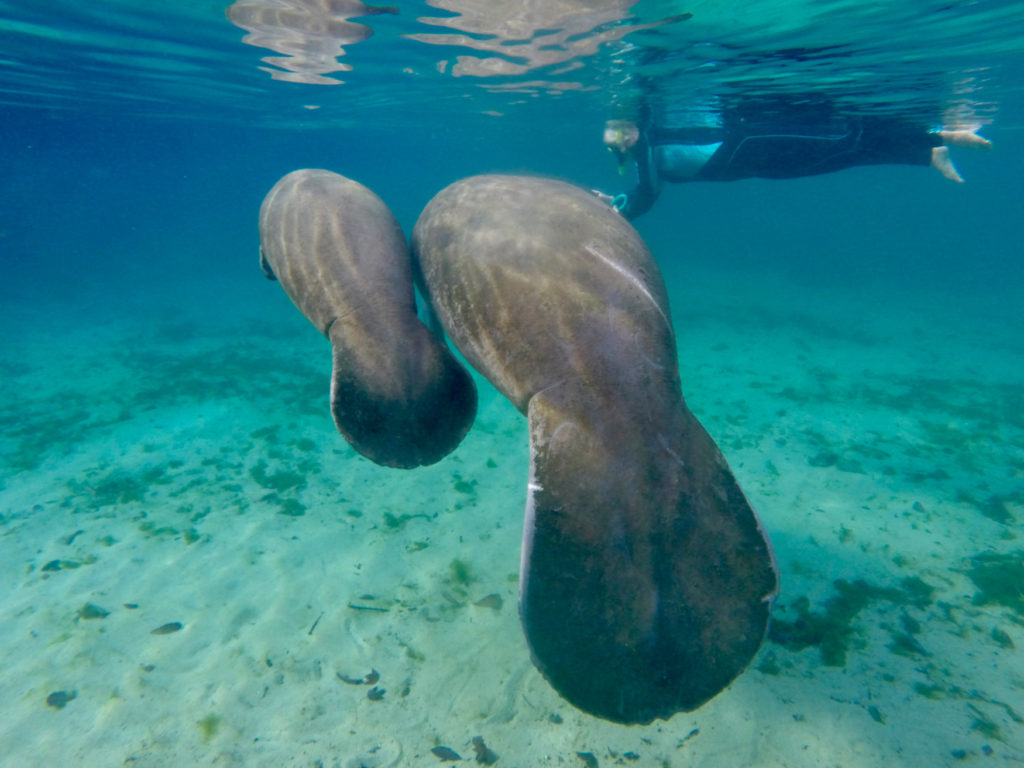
226,0 -> 397,84
408,0 -> 689,81
258,169 -> 777,724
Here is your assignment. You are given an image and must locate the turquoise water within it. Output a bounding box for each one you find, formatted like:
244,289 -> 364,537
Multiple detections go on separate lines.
2,1 -> 1024,766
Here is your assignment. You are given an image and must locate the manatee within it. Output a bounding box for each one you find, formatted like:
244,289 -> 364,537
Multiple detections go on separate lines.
259,168 -> 476,468
412,174 -> 777,724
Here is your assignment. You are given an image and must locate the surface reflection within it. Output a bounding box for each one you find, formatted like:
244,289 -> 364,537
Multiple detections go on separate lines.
226,0 -> 397,85
406,0 -> 688,89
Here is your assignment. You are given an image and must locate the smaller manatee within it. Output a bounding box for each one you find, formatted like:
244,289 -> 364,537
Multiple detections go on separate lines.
259,169 -> 476,468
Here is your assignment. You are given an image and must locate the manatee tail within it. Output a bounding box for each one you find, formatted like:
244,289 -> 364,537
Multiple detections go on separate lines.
520,381 -> 777,724
328,319 -> 477,469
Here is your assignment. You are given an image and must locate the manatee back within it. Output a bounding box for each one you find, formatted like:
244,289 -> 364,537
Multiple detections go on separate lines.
260,169 -> 415,335
412,174 -> 678,412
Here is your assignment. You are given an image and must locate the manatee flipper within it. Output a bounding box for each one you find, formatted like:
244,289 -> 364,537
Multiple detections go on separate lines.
259,247 -> 276,280
259,168 -> 476,468
412,174 -> 777,723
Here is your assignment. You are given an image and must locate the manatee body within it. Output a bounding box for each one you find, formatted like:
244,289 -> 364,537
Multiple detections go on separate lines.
259,168 -> 476,468
412,174 -> 778,724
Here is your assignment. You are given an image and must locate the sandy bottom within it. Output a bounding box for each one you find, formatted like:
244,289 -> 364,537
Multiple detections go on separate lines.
1,265 -> 1022,767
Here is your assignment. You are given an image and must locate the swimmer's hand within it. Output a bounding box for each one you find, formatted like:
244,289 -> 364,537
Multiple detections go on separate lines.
590,189 -> 628,214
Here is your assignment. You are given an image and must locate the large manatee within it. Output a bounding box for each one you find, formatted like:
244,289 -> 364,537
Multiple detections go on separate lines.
412,174 -> 777,724
259,169 -> 476,468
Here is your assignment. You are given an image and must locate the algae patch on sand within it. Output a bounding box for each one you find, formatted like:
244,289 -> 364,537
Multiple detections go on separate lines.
197,714 -> 221,741
966,551 -> 1024,615
769,577 -> 936,666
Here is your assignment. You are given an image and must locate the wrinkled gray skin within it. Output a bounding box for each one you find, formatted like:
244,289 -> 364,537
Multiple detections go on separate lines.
259,169 -> 476,468
412,175 -> 778,724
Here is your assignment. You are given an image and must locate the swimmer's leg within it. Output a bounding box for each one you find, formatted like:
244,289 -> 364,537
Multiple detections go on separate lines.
938,129 -> 993,150
931,128 -> 992,182
931,146 -> 964,183
930,128 -> 993,182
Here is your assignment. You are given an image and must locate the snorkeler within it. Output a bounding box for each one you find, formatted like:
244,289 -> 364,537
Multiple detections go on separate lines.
601,100 -> 992,219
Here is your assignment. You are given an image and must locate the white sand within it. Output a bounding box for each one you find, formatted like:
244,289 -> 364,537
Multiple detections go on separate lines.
1,266 -> 1021,767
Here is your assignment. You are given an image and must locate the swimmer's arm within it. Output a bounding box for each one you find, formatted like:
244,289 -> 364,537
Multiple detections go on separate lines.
601,120 -> 661,219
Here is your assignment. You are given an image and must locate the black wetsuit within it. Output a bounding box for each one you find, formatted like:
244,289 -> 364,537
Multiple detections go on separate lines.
618,115 -> 943,219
